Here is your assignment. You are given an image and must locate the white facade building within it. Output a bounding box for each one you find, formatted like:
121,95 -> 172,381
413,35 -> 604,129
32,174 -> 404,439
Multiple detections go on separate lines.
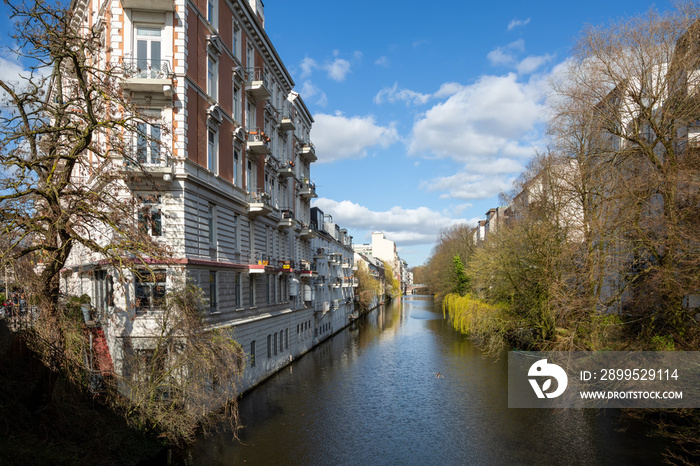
62,0 -> 354,393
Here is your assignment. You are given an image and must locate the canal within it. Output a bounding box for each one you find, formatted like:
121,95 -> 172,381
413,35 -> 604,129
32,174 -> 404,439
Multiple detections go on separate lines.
183,295 -> 668,465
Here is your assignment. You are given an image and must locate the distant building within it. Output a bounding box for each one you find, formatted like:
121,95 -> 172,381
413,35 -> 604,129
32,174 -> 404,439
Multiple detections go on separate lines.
353,231 -> 405,291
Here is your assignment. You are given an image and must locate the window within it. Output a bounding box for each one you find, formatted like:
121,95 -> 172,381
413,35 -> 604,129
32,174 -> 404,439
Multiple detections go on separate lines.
136,120 -> 161,164
233,148 -> 240,186
233,272 -> 241,307
232,22 -> 240,58
273,331 -> 278,355
134,26 -> 162,78
279,331 -> 283,352
208,204 -> 216,247
267,335 -> 271,358
207,0 -> 217,27
208,55 -> 218,99
249,275 -> 256,306
246,42 -> 254,70
135,269 -> 166,313
246,101 -> 254,131
247,159 -> 254,192
95,270 -> 114,312
208,128 -> 218,173
138,194 -> 162,237
250,340 -> 256,367
233,84 -> 241,123
208,271 -> 217,313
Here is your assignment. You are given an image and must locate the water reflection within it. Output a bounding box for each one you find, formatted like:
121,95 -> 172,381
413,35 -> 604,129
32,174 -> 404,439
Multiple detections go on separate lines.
183,296 -> 667,465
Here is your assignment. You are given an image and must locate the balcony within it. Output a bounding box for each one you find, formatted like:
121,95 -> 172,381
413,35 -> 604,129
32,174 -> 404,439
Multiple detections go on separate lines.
298,142 -> 317,163
278,209 -> 295,229
247,190 -> 275,217
248,252 -> 269,274
246,67 -> 271,101
278,260 -> 294,272
298,260 -> 316,279
279,112 -> 295,131
331,299 -> 340,310
121,0 -> 174,11
122,147 -> 172,180
278,159 -> 296,178
317,301 -> 330,314
247,129 -> 271,156
120,57 -> 173,97
299,180 -> 317,199
299,222 -> 316,239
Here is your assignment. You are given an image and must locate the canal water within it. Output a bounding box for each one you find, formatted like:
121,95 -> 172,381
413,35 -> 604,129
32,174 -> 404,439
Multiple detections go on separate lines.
183,295 -> 668,465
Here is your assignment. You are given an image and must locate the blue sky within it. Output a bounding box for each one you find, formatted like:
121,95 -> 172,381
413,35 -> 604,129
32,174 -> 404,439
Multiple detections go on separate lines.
0,0 -> 679,268
263,0 -> 678,267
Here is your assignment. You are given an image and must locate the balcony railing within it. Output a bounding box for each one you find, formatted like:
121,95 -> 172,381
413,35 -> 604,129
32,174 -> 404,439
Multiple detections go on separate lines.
298,141 -> 317,163
123,147 -> 172,177
299,179 -> 317,199
299,222 -> 316,239
122,57 -> 172,80
247,129 -> 271,155
279,110 -> 295,131
246,67 -> 271,101
120,57 -> 173,96
278,209 -> 295,228
247,189 -> 276,217
278,159 -> 296,178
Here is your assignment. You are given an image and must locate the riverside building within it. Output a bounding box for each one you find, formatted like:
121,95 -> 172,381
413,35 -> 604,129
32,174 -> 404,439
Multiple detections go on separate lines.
62,0 -> 354,393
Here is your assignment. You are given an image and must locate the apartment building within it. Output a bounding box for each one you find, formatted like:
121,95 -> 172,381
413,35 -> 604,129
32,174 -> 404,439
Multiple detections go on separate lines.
62,0 -> 344,392
309,207 -> 357,336
354,232 -> 402,284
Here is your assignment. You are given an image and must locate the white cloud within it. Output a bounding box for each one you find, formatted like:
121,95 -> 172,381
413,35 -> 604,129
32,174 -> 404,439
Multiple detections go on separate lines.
448,203 -> 473,216
487,40 -> 553,75
375,56 -> 389,67
409,73 -> 545,161
300,81 -> 327,107
374,82 -> 431,106
432,82 -> 462,99
299,56 -> 317,79
508,18 -> 531,31
516,54 -> 555,74
324,58 -> 351,82
487,39 -> 525,67
310,113 -> 398,163
298,51 -> 360,82
421,172 -> 517,200
407,72 -> 549,200
312,198 -> 464,246
0,57 -> 28,85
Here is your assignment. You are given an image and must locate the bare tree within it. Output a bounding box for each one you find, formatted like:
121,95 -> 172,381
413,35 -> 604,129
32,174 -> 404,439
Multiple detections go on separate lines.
0,0 -> 169,324
119,283 -> 245,445
0,0 -> 245,445
552,5 -> 700,342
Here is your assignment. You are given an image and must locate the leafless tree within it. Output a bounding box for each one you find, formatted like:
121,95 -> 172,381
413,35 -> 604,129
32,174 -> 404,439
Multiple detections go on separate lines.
551,4 -> 700,343
0,0 -> 169,324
